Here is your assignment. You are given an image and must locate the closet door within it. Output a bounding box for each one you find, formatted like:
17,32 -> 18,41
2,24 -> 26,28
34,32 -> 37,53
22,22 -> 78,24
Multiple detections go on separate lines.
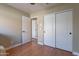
56,10 -> 72,52
44,13 -> 55,47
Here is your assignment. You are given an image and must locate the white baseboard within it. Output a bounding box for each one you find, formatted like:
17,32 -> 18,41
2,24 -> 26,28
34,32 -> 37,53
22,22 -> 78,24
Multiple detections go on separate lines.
72,52 -> 79,56
38,42 -> 43,45
6,43 -> 22,50
6,41 -> 32,50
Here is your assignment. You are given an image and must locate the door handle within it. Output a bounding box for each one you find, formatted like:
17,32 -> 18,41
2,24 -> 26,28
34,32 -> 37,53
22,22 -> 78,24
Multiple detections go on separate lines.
69,32 -> 72,35
22,31 -> 26,32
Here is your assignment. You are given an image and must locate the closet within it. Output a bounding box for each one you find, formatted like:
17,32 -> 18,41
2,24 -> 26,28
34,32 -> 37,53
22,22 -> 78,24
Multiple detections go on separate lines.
44,10 -> 72,52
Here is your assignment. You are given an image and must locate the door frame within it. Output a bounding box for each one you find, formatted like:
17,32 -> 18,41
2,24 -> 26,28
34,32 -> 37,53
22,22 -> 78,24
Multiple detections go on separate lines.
32,18 -> 38,39
31,17 -> 38,42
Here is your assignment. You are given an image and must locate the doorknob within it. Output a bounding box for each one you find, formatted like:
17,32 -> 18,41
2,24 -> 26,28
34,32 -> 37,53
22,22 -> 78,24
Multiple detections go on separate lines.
22,31 -> 26,32
69,32 -> 72,35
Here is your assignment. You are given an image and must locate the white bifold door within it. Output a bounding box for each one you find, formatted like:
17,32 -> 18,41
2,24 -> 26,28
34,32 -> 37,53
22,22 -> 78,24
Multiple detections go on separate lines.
56,10 -> 72,52
44,10 -> 72,52
22,16 -> 31,44
44,13 -> 55,47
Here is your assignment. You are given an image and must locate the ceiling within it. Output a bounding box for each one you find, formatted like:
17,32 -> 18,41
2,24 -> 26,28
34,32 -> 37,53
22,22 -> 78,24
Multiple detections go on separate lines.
7,3 -> 59,14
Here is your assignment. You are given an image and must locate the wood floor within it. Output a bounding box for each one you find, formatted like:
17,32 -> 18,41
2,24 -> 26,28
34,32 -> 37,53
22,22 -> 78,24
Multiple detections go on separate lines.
7,40 -> 73,56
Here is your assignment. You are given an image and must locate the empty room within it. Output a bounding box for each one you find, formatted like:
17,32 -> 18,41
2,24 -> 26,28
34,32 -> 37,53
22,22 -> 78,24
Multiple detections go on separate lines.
0,3 -> 79,56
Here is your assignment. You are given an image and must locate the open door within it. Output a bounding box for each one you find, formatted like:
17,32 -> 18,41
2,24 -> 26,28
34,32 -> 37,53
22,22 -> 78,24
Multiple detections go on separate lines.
22,16 -> 31,44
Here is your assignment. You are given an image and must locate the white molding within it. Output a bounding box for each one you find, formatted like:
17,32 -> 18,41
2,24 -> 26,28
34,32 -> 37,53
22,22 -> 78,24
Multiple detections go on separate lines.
38,42 -> 43,45
55,9 -> 73,14
6,41 -> 32,50
6,43 -> 22,50
72,52 -> 79,56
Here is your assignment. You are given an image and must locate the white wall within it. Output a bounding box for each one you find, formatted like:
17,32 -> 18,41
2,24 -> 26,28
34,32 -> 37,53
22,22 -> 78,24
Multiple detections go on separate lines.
0,4 -> 30,48
31,4 -> 79,53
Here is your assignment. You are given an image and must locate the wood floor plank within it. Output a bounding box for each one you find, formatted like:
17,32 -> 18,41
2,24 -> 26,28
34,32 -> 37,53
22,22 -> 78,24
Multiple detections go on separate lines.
6,41 -> 73,56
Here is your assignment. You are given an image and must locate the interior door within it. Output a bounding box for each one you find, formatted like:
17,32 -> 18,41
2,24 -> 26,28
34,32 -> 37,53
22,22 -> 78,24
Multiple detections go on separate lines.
56,10 -> 72,52
22,16 -> 31,44
44,13 -> 55,47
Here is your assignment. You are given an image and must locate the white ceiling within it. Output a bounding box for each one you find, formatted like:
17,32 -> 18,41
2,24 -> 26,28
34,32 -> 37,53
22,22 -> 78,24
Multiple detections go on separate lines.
7,3 -> 59,14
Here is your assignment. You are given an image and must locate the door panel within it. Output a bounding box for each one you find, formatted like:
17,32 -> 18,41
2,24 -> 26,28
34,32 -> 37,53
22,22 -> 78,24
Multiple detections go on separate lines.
56,10 -> 72,52
44,13 -> 55,47
22,16 -> 31,44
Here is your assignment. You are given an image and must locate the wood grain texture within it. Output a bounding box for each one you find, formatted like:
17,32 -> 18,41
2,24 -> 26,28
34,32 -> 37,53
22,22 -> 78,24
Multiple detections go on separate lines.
7,40 -> 73,56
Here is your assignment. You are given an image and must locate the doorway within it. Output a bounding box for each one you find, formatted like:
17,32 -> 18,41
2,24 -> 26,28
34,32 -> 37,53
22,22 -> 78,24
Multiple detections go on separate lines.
32,18 -> 38,44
